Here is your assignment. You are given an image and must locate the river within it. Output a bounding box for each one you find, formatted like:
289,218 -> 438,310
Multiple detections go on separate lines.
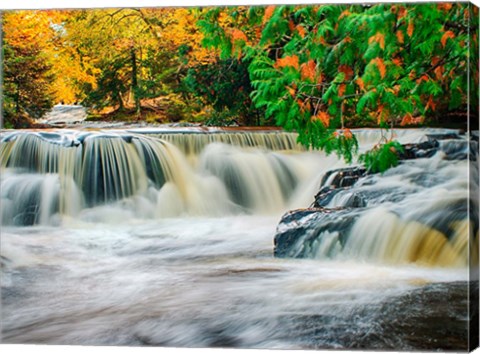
0,127 -> 477,350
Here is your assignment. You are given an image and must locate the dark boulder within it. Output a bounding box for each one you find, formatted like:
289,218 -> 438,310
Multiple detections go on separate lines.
398,139 -> 439,160
274,207 -> 362,259
319,166 -> 367,188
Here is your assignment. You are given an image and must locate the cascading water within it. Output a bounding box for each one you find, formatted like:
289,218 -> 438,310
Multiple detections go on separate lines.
0,127 -> 477,350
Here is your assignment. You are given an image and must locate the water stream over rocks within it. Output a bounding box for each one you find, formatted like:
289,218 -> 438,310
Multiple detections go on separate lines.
0,127 -> 477,350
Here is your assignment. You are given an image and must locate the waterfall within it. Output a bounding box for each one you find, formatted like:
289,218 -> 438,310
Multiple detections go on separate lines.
274,131 -> 478,267
1,130 -> 314,225
1,128 -> 476,267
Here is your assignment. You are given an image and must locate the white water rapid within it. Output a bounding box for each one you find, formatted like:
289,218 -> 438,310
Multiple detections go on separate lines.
0,127 -> 477,350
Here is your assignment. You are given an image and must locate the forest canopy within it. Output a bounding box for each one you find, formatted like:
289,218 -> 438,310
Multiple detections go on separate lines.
1,3 -> 478,170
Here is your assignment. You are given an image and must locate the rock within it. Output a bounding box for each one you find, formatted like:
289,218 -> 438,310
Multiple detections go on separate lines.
319,166 -> 367,188
313,186 -> 366,208
274,207 -> 362,259
398,139 -> 439,160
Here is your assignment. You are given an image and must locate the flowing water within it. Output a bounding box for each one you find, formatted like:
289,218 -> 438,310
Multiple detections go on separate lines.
0,127 -> 477,350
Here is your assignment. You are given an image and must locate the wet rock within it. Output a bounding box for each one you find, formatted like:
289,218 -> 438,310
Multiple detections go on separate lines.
319,166 -> 367,188
313,186 -> 366,208
426,133 -> 461,141
398,139 -> 439,160
274,207 -> 362,259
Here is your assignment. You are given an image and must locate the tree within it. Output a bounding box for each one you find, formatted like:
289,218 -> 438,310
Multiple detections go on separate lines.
198,3 -> 474,170
2,11 -> 57,124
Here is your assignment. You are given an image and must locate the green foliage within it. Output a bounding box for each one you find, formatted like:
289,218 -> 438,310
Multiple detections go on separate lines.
198,3 -> 472,169
359,140 -> 404,173
183,58 -> 262,125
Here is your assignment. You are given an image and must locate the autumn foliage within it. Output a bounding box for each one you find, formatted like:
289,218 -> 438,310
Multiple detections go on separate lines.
198,3 -> 478,166
2,3 -> 479,170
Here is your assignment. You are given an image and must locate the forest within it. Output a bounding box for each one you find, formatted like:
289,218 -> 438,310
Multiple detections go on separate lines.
2,3 -> 478,169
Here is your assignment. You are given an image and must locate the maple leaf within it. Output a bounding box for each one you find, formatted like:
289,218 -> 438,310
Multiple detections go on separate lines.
275,55 -> 300,70
300,60 -> 316,81
338,84 -> 346,97
441,30 -> 455,47
368,32 -> 385,50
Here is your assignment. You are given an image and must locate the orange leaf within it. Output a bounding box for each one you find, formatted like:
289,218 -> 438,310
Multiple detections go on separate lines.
343,129 -> 353,139
286,85 -> 296,97
356,78 -> 365,91
392,57 -> 403,67
263,5 -> 275,23
339,10 -> 351,20
368,32 -> 385,50
338,84 -> 346,97
397,6 -> 407,20
431,56 -> 441,66
231,29 -> 247,42
313,111 -> 330,127
338,65 -> 354,80
288,20 -> 295,32
296,24 -> 306,38
400,113 -> 413,126
275,55 -> 300,70
434,65 -> 445,81
300,60 -> 316,81
441,30 -> 455,47
425,95 -> 437,111
371,58 -> 386,79
416,74 -> 430,84
438,3 -> 453,12
396,30 -> 404,44
407,21 -> 414,37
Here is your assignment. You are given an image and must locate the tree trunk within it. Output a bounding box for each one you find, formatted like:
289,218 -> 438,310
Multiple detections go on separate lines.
131,49 -> 141,117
